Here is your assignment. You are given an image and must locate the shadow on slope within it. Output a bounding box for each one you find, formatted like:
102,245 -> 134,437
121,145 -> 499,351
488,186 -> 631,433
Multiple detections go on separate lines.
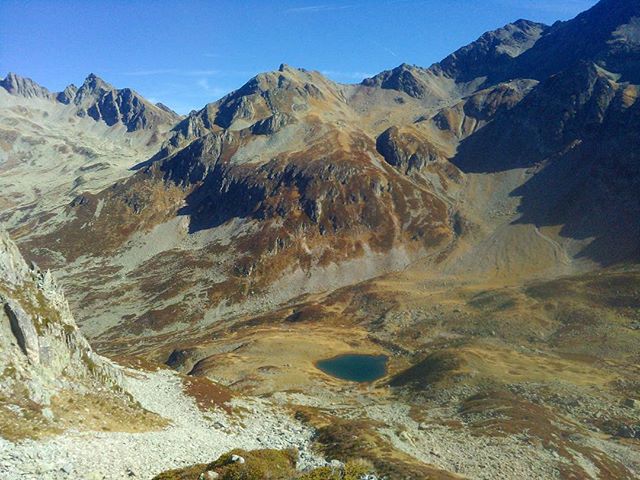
451,62 -> 640,266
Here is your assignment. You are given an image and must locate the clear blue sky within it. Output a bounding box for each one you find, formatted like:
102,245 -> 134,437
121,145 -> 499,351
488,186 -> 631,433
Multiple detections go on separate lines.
0,0 -> 597,114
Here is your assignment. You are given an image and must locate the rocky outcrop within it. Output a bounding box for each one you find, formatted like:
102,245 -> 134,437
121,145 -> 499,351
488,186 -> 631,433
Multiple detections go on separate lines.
0,72 -> 54,99
376,126 -> 447,174
251,112 -> 295,135
430,80 -> 537,139
0,228 -> 122,408
56,84 -> 78,104
4,299 -> 40,365
71,74 -> 181,132
362,63 -> 432,98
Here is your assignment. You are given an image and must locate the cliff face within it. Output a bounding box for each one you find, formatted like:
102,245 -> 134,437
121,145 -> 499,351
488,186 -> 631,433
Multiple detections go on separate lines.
0,72 -> 54,99
0,228 -> 125,437
72,73 -> 181,132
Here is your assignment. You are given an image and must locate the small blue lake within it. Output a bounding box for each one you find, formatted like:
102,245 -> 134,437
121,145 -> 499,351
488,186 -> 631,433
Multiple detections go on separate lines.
316,353 -> 388,382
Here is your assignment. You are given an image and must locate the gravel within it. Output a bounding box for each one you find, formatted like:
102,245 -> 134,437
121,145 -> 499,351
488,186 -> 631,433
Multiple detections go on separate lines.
0,369 -> 325,479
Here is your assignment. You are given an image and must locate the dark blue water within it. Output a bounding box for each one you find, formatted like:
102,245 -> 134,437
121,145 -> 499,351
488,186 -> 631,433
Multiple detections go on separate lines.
316,354 -> 388,382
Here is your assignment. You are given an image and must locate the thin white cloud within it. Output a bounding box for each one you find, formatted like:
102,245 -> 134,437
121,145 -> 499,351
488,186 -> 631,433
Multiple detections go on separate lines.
285,0 -> 431,15
497,0 -> 596,15
196,78 -> 228,98
370,40 -> 399,59
383,46 -> 399,58
122,69 -> 219,76
285,4 -> 357,13
320,70 -> 374,81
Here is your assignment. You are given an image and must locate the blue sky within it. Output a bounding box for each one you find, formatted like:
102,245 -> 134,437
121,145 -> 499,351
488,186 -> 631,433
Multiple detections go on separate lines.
1,0 -> 597,114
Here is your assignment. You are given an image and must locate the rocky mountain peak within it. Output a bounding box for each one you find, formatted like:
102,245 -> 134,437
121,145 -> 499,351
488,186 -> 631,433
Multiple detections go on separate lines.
0,72 -> 53,99
164,65 -> 340,150
435,19 -> 548,82
69,74 -> 180,132
83,72 -> 112,88
510,0 -> 640,82
155,102 -> 179,116
56,83 -> 78,104
76,72 -> 115,99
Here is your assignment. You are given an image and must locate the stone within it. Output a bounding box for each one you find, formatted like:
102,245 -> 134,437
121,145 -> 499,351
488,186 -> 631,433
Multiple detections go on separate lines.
42,407 -> 55,421
616,425 -> 637,439
231,454 -> 245,464
200,471 -> 220,480
3,300 -> 40,365
623,398 -> 638,409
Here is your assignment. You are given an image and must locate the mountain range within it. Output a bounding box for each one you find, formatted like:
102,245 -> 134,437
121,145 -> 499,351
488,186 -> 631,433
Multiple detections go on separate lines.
1,0 -> 640,478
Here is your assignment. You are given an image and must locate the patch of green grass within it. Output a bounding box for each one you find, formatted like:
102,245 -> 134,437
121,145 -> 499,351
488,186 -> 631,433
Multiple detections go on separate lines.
207,448 -> 297,480
299,460 -> 372,480
151,449 -> 378,480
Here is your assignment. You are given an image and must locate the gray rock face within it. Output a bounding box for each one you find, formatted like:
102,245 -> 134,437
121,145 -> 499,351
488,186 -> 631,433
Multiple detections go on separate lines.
363,20 -> 547,97
0,72 -> 54,99
436,19 -> 548,82
56,84 -> 78,104
4,300 -> 40,365
0,231 -> 31,285
1,72 -> 181,132
510,0 -> 640,82
250,112 -> 294,135
376,126 -> 446,174
0,228 -> 122,407
72,74 -> 181,132
362,63 -> 430,98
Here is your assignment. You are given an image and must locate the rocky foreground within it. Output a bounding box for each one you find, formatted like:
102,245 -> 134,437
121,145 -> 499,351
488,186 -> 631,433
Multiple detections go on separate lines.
0,368 -> 326,480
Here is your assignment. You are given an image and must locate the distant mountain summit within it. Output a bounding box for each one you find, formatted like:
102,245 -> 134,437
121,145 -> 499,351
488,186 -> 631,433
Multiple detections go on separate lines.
0,72 -> 54,99
72,73 -> 181,132
509,0 -> 640,82
364,0 -> 640,98
0,72 -> 181,237
0,72 -> 181,132
362,19 -> 548,99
